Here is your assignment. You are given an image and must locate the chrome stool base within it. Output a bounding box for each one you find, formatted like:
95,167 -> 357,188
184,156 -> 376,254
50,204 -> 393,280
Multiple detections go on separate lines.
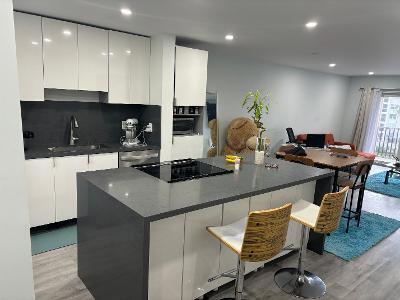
274,267 -> 326,299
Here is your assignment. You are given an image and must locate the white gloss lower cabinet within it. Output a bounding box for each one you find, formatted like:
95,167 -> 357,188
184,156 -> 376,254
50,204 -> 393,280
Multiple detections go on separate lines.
14,12 -> 44,101
172,135 -> 204,160
88,153 -> 118,171
25,158 -> 56,227
54,155 -> 88,222
78,25 -> 108,92
148,215 -> 185,300
218,198 -> 250,285
182,205 -> 222,300
246,192 -> 272,273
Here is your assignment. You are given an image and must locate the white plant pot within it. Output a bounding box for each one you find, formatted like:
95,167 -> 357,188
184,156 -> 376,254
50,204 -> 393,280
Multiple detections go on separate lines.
254,150 -> 265,165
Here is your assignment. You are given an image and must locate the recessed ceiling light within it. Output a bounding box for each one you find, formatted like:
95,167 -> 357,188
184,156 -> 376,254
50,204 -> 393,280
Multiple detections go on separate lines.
225,34 -> 234,41
305,21 -> 318,29
31,41 -> 39,45
109,52 -> 114,56
126,49 -> 131,54
329,63 -> 336,68
63,30 -> 72,36
120,8 -> 132,16
43,38 -> 52,43
101,52 -> 107,56
368,71 -> 375,75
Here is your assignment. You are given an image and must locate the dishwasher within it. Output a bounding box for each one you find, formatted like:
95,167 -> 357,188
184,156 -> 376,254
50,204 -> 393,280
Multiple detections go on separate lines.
119,150 -> 160,167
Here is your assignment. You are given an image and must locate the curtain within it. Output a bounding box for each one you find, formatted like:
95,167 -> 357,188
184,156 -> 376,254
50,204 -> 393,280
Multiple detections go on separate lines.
352,88 -> 382,152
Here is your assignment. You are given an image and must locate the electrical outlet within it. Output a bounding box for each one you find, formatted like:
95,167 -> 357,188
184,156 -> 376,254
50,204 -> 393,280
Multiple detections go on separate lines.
145,123 -> 153,132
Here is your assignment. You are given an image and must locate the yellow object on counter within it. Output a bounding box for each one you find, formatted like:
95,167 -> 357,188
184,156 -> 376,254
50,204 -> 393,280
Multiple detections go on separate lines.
225,155 -> 243,163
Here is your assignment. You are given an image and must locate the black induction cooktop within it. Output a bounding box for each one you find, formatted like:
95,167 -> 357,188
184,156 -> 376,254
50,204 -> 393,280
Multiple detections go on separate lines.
134,159 -> 233,183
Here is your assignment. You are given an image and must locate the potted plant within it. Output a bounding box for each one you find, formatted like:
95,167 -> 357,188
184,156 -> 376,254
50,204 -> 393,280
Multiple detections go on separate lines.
242,90 -> 271,164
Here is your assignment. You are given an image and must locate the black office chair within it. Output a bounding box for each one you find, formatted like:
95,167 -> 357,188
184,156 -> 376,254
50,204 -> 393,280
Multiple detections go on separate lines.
286,128 -> 297,143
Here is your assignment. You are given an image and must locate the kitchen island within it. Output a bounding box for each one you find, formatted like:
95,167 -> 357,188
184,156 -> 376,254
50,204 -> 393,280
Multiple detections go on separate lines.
77,156 -> 333,300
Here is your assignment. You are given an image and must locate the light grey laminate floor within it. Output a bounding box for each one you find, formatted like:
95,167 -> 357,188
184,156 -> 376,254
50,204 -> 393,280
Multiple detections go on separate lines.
32,165 -> 400,300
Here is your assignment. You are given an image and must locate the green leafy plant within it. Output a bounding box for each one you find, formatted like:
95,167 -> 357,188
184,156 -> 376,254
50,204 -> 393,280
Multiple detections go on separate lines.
242,90 -> 271,136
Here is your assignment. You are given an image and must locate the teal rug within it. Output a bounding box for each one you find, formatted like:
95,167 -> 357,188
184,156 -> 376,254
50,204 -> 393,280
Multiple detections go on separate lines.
31,224 -> 77,255
325,211 -> 400,261
365,171 -> 400,198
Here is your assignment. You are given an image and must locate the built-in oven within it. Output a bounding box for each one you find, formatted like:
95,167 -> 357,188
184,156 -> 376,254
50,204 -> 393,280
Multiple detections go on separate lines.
119,150 -> 160,168
173,117 -> 195,135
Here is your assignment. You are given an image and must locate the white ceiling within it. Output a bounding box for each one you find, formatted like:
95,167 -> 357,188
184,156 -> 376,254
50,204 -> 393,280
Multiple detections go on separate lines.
13,0 -> 400,76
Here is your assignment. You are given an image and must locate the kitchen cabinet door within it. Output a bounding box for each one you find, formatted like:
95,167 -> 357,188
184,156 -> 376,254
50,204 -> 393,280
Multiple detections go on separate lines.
182,205 -> 222,300
148,214 -> 185,300
14,12 -> 44,101
42,18 -> 78,90
108,31 -> 131,104
25,158 -> 55,227
246,192 -> 272,273
88,153 -> 118,171
175,46 -> 208,107
130,35 -> 150,104
172,135 -> 204,160
54,155 -> 88,222
78,25 -> 108,92
219,198 -> 250,285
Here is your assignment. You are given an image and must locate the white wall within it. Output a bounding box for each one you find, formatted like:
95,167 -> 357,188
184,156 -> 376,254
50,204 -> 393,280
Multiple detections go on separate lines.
205,49 -> 351,150
0,0 -> 35,298
341,76 -> 400,142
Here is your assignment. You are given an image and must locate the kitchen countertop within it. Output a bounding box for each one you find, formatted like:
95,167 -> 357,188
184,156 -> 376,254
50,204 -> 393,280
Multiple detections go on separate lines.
24,143 -> 160,159
78,155 -> 333,222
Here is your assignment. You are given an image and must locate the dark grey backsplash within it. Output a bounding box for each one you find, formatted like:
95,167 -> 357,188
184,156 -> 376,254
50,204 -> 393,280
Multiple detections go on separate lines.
21,101 -> 161,148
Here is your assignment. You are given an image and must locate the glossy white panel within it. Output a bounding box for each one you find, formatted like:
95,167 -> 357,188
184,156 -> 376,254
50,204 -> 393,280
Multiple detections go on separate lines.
88,153 -> 118,171
219,198 -> 250,285
175,46 -> 208,106
25,158 -> 55,227
108,30 -> 131,103
54,155 -> 88,222
42,18 -> 78,90
130,35 -> 150,104
182,205 -> 222,300
149,215 -> 185,300
172,135 -> 204,160
78,25 -> 108,92
14,12 -> 44,101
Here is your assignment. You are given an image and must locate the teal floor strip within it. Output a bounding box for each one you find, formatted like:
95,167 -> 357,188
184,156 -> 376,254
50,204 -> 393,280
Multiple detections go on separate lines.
31,224 -> 77,256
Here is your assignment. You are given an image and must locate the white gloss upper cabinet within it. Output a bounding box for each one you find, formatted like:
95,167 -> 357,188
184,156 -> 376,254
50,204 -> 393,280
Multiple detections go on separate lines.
108,31 -> 132,104
42,18 -> 78,90
175,46 -> 208,107
14,12 -> 44,101
130,35 -> 150,104
78,25 -> 108,92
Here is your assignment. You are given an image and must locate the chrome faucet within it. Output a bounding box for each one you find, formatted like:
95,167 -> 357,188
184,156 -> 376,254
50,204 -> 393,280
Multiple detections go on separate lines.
69,115 -> 79,146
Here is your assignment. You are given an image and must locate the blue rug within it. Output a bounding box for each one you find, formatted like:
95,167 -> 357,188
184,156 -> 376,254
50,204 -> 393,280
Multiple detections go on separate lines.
365,171 -> 400,198
325,211 -> 400,261
31,224 -> 77,255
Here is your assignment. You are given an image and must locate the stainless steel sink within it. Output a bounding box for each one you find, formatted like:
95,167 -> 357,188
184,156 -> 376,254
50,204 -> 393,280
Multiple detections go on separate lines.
48,144 -> 106,153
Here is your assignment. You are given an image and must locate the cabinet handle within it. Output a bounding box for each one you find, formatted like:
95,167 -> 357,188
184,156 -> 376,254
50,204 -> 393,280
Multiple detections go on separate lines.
53,158 -> 55,168
88,155 -> 90,165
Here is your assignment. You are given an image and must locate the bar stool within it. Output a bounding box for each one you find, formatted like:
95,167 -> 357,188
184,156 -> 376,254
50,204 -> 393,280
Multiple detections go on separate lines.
207,203 -> 292,300
275,187 -> 349,298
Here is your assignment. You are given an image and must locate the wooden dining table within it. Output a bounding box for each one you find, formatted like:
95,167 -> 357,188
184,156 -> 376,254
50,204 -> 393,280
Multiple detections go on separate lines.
276,148 -> 371,192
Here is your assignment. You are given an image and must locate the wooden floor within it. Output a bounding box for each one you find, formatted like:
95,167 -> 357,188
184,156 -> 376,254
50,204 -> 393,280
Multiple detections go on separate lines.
32,165 -> 400,300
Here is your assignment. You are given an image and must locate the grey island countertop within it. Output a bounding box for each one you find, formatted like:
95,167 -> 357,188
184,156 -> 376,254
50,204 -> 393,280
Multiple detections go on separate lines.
78,156 -> 334,222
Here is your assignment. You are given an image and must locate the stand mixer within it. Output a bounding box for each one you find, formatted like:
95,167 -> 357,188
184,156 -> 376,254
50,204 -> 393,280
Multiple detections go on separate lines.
120,118 -> 141,147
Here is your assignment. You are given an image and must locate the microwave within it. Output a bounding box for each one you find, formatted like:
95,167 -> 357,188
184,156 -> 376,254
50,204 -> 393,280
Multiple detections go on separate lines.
173,117 -> 195,135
